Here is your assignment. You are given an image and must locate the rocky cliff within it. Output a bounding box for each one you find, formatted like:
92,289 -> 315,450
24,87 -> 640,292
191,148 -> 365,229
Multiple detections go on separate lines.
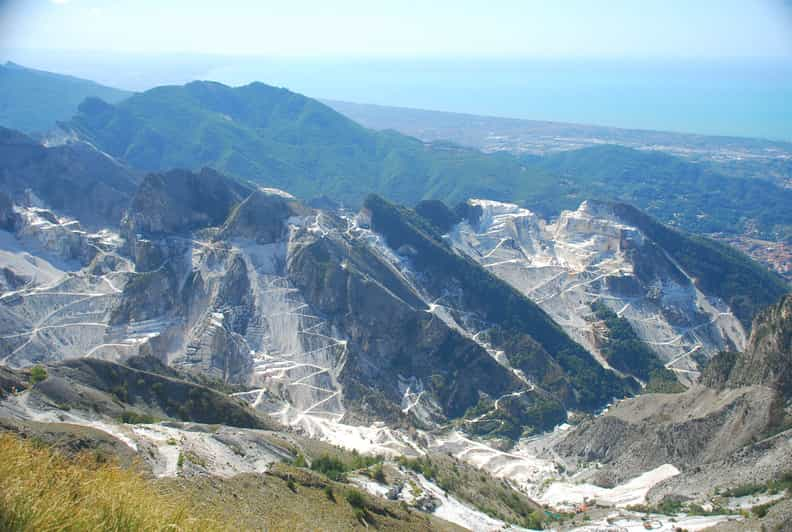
447,198 -> 748,386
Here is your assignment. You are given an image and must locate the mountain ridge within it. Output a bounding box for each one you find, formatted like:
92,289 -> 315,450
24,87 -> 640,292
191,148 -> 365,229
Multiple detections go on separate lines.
0,62 -> 131,134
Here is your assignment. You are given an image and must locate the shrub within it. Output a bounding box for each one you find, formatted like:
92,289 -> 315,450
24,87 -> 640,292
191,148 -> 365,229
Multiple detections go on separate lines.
118,411 -> 156,424
752,501 -> 777,518
293,453 -> 307,468
310,455 -> 348,481
345,489 -> 366,509
28,366 -> 47,385
372,463 -> 386,484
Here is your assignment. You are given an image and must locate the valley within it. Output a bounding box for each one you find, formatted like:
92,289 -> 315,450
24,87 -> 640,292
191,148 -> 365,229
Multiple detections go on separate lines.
0,61 -> 789,531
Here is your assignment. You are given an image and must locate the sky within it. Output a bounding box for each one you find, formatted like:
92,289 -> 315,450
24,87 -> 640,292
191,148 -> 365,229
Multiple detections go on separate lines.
1,0 -> 792,59
1,0 -> 791,139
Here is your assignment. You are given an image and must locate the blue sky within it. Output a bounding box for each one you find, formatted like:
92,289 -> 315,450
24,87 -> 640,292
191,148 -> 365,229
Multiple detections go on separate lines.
2,0 -> 792,59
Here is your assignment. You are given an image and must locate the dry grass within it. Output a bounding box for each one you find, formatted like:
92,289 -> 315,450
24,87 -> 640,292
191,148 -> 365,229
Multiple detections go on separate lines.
0,433 -> 228,531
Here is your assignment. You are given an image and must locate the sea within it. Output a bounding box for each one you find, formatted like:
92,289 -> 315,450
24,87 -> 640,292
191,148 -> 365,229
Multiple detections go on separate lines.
203,57 -> 792,141
6,50 -> 792,141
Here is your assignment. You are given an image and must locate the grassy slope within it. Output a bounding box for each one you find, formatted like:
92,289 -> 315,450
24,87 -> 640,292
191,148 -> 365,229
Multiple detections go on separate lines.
174,464 -> 464,531
0,431 -> 462,532
0,62 -> 130,134
0,433 -> 225,531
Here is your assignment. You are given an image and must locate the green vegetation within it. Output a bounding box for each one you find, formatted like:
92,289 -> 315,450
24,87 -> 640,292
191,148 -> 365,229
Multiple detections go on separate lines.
609,202 -> 789,328
644,368 -> 686,394
629,498 -> 736,517
28,366 -> 47,385
62,77 -> 792,248
700,350 -> 740,388
751,500 -> 777,518
464,393 -> 567,440
590,302 -> 685,393
0,62 -> 130,134
371,463 -> 386,483
721,472 -> 792,498
344,489 -> 373,524
117,411 -> 157,424
68,81 -> 532,208
396,453 -> 547,529
414,199 -> 461,233
525,144 -> 792,242
308,452 -> 383,482
366,194 -> 637,412
0,433 -> 225,531
591,301 -> 668,382
345,489 -> 366,508
397,456 -> 439,480
310,455 -> 349,481
63,359 -> 270,430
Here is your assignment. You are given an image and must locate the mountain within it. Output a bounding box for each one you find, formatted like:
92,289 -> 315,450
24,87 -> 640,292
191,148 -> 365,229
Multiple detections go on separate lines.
0,127 -> 138,227
326,99 -> 792,241
443,199 -> 757,384
1,74 -> 790,529
525,145 -> 792,240
704,294 -> 792,399
549,293 -> 792,529
0,149 -> 787,528
64,80 -> 540,207
0,165 -> 639,436
63,79 -> 792,245
0,62 -> 131,135
4,62 -> 791,246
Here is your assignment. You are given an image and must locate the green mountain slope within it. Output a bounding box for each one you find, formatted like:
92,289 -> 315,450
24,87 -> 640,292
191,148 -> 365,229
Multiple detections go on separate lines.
66,80 -> 540,206
64,79 -> 792,243
363,194 -> 639,410
523,145 -> 792,240
0,62 -> 131,134
608,202 -> 789,329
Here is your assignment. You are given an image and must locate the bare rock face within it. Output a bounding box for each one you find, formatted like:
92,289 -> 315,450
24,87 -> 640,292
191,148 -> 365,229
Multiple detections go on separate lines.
554,385 -> 780,485
123,167 -> 252,238
554,291 -> 792,489
286,232 -> 533,427
729,294 -> 792,398
0,127 -> 136,228
0,193 -> 17,232
216,189 -> 308,244
448,198 -> 747,383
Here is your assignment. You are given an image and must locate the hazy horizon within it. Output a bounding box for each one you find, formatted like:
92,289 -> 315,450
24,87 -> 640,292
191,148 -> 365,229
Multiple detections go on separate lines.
2,0 -> 792,140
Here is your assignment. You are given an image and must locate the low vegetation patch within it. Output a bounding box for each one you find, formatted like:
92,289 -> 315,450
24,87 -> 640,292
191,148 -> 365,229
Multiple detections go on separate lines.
307,451 -> 383,482
0,433 -> 225,531
311,455 -> 351,481
118,410 -> 157,424
720,472 -> 792,498
28,365 -> 47,385
397,453 -> 549,529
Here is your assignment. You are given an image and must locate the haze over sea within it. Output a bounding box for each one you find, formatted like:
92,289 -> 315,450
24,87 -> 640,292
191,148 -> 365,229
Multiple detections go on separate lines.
4,51 -> 792,141
204,57 -> 792,141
